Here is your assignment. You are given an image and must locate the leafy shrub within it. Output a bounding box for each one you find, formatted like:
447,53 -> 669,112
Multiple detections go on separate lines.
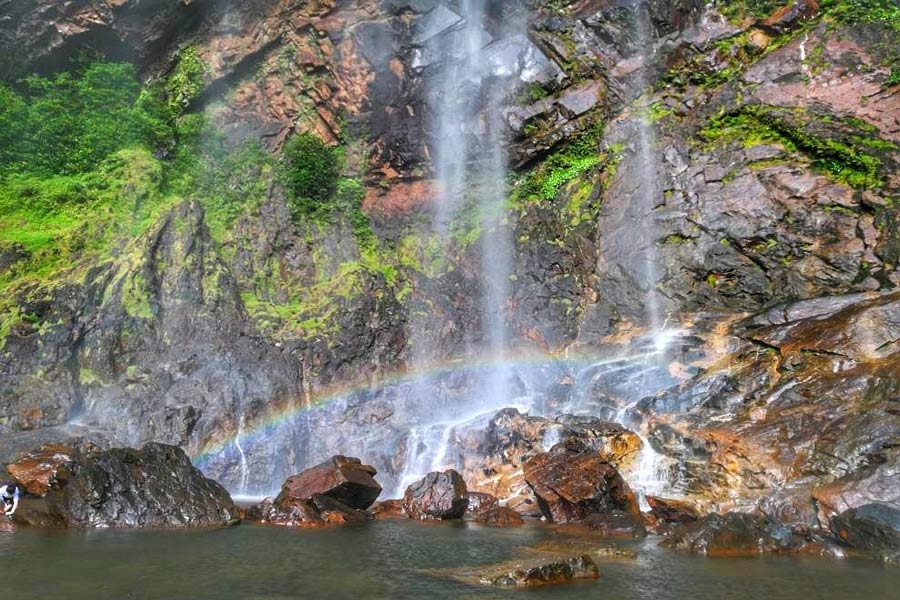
0,61 -> 173,176
281,133 -> 340,217
165,46 -> 208,116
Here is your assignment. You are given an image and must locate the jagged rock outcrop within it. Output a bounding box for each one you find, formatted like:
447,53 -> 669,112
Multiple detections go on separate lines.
45,443 -> 237,528
523,438 -> 639,524
0,0 -> 897,528
832,504 -> 900,558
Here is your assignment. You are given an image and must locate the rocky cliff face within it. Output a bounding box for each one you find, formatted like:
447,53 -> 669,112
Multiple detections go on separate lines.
1,0 -> 898,522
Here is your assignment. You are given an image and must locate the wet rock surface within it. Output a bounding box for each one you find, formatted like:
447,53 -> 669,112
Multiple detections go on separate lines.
275,456 -> 382,510
246,497 -> 325,528
45,443 -> 237,528
403,470 -> 469,521
465,492 -> 524,527
0,0 -> 897,544
647,496 -> 701,525
479,554 -> 600,588
524,439 -> 638,524
6,443 -> 85,497
662,512 -> 803,556
832,504 -> 900,554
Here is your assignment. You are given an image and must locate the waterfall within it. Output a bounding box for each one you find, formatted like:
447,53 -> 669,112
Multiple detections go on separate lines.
633,3 -> 665,340
234,412 -> 249,495
392,0 -> 519,495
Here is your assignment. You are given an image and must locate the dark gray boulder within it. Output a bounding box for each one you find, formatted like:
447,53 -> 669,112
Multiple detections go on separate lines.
46,443 -> 237,528
832,504 -> 900,552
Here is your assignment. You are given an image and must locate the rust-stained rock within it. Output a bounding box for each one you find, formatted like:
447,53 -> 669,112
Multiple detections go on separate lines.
6,444 -> 80,497
371,499 -> 407,520
647,496 -> 701,524
523,438 -> 639,524
275,455 -> 382,510
403,470 -> 468,521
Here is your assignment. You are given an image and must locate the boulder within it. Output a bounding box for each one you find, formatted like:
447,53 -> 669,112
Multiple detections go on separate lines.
647,496 -> 700,524
523,438 -> 638,524
246,497 -> 324,528
275,455 -> 382,510
6,443 -> 80,496
45,443 -> 236,528
371,499 -> 407,520
831,504 -> 900,552
403,469 -> 468,520
480,555 -> 600,587
662,512 -> 802,556
309,494 -> 370,525
465,492 -> 524,527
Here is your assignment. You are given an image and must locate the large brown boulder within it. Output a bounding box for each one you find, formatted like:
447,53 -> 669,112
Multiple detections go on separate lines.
6,444 -> 80,497
523,439 -> 638,524
45,443 -> 237,528
275,455 -> 382,510
403,469 -> 468,520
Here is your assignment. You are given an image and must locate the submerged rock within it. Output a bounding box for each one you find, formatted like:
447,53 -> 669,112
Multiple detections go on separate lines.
523,438 -> 638,524
45,443 -> 236,528
480,555 -> 600,588
403,469 -> 468,520
275,455 -> 382,510
662,512 -> 802,556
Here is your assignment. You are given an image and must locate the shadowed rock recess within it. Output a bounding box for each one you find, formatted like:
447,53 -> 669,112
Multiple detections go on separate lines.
0,0 -> 898,565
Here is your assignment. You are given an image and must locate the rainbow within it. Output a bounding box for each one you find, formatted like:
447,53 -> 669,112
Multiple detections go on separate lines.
191,347 -> 662,467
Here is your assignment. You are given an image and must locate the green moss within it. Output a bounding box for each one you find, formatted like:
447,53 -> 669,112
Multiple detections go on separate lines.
701,105 -> 885,189
282,133 -> 340,215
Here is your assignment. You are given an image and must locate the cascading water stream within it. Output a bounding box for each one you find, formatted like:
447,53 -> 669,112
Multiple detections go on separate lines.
393,0 -> 518,492
234,412 -> 249,495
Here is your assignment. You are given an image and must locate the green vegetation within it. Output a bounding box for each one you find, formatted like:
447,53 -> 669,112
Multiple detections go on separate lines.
539,156 -> 601,201
164,46 -> 208,116
282,133 -> 340,215
0,62 -> 171,176
701,105 -> 885,189
715,0 -> 783,22
509,119 -> 614,230
516,82 -> 552,105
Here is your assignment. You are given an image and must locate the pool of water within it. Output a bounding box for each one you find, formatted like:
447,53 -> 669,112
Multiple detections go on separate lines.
1,521 -> 897,599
